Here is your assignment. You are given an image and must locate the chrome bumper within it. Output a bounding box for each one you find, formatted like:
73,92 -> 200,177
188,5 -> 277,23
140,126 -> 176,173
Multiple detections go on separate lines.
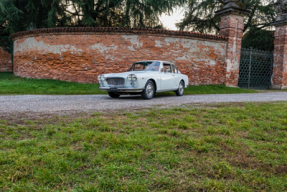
99,87 -> 144,93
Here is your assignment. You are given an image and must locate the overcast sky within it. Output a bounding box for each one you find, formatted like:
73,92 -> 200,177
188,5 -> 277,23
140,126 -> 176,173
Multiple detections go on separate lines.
159,8 -> 185,31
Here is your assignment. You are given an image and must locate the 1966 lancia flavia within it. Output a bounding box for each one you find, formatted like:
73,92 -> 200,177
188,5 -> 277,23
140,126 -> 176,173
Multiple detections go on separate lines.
98,60 -> 189,100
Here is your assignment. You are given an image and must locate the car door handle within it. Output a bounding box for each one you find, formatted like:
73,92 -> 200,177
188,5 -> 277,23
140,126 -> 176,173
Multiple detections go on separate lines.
172,75 -> 175,76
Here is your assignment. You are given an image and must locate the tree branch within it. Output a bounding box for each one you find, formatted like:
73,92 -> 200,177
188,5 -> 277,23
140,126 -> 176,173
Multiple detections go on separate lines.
244,5 -> 257,32
211,18 -> 220,32
64,9 -> 83,16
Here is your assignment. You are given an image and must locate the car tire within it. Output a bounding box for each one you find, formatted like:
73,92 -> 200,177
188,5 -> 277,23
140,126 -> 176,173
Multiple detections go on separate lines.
108,92 -> 120,98
142,80 -> 155,100
175,81 -> 185,96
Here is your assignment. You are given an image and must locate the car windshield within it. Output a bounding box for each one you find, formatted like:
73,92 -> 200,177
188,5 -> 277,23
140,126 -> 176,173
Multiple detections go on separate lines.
128,61 -> 161,72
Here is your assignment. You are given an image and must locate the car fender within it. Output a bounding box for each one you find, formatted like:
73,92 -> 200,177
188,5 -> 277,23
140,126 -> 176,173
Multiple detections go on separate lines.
147,78 -> 158,92
136,74 -> 160,91
177,75 -> 189,88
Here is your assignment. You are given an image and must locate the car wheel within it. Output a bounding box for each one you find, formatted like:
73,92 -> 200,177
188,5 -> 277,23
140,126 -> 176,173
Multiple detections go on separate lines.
142,80 -> 155,100
108,92 -> 120,98
175,81 -> 185,96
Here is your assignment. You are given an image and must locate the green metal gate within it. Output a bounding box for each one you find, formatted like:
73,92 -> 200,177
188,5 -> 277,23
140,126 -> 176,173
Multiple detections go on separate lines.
238,48 -> 273,90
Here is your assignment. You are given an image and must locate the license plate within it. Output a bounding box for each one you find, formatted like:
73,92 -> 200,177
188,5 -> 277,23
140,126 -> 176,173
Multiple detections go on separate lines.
110,88 -> 118,92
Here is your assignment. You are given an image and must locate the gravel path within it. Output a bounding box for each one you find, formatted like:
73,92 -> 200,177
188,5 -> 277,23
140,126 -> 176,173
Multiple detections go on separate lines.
1,92 -> 287,117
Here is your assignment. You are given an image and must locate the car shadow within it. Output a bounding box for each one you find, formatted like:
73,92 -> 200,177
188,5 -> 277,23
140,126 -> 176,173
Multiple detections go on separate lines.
102,94 -> 176,100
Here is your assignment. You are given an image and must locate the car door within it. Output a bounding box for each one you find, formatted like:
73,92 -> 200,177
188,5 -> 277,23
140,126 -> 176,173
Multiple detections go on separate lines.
171,64 -> 181,89
160,63 -> 175,90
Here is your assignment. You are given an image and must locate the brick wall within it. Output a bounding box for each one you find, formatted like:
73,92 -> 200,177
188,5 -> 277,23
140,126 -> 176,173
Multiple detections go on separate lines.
272,25 -> 287,89
0,47 -> 12,72
12,28 -> 228,85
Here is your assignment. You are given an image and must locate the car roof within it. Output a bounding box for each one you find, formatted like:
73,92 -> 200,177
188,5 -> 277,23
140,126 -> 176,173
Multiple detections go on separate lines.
135,60 -> 173,64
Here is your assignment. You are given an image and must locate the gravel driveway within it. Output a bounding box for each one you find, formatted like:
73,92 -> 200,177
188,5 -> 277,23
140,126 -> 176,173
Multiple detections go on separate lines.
1,92 -> 287,117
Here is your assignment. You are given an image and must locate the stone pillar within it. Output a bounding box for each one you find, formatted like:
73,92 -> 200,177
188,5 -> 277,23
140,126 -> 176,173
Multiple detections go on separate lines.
215,0 -> 250,87
271,1 -> 287,89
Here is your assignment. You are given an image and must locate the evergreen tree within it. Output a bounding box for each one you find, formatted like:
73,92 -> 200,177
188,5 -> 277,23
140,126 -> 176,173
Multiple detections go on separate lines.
177,0 -> 276,33
0,0 -> 24,36
0,0 -> 72,36
176,0 -> 277,50
242,28 -> 274,51
68,0 -> 186,28
0,0 -> 186,36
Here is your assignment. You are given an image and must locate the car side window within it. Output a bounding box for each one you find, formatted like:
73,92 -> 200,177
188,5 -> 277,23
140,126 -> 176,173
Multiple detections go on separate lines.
175,65 -> 179,73
171,64 -> 177,73
133,64 -> 145,71
163,63 -> 172,73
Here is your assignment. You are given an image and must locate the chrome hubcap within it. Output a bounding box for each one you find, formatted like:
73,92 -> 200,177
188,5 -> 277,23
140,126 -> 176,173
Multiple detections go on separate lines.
146,83 -> 154,98
179,82 -> 184,94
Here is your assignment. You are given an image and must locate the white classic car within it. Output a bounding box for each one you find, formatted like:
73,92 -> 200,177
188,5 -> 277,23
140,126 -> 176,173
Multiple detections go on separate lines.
98,60 -> 189,99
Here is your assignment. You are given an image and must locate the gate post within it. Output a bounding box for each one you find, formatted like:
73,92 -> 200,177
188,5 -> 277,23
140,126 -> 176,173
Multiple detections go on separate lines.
215,0 -> 250,87
271,2 -> 287,89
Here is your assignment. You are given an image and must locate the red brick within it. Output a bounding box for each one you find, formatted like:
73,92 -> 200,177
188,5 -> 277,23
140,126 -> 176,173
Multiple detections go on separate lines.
0,47 -> 12,72
272,25 -> 287,89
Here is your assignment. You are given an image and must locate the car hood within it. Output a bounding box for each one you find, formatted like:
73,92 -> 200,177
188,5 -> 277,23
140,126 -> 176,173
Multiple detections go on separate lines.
103,71 -> 157,78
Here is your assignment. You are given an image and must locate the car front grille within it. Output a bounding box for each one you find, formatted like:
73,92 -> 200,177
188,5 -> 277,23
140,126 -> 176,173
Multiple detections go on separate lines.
106,78 -> 125,86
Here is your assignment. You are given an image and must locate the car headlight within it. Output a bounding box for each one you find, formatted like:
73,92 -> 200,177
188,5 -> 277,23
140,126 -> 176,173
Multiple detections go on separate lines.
98,75 -> 105,81
132,76 -> 137,81
127,75 -> 132,81
128,74 -> 137,81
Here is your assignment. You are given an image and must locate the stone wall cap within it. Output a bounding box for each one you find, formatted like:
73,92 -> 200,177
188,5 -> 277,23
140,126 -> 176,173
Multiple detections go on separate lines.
215,7 -> 250,16
271,19 -> 287,26
215,0 -> 250,16
10,27 -> 228,41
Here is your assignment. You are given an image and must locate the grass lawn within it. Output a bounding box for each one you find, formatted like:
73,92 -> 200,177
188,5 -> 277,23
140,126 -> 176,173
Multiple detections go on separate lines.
1,102 -> 287,191
0,72 -> 257,95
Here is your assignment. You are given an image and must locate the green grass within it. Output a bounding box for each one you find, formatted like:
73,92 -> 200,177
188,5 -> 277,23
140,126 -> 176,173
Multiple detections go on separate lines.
0,72 -> 106,95
160,84 -> 257,95
0,72 -> 257,95
1,102 -> 287,191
